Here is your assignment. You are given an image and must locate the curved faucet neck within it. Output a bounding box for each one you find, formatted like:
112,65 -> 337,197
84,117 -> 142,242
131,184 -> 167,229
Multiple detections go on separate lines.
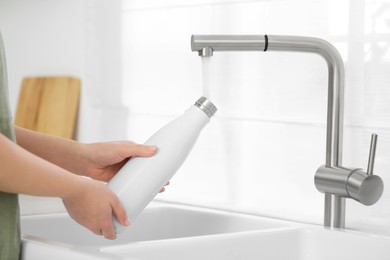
266,35 -> 344,168
192,34 -> 345,168
191,34 -> 346,228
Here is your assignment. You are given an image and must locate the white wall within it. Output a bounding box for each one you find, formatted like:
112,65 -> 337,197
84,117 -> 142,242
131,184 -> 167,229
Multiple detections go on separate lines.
1,0 -> 390,236
0,0 -> 127,143
0,0 -> 85,109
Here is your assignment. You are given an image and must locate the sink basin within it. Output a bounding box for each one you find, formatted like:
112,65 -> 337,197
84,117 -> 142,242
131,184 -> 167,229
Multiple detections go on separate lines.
21,201 -> 287,248
21,201 -> 390,260
102,227 -> 390,260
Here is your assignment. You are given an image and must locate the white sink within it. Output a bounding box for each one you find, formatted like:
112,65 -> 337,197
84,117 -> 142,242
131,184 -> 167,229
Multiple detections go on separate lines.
21,201 -> 390,260
21,201 -> 287,248
102,227 -> 390,260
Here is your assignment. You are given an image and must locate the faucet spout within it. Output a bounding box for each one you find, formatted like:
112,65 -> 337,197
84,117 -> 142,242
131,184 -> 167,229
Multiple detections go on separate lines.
191,35 -> 268,53
192,34 -> 344,167
191,34 -> 346,228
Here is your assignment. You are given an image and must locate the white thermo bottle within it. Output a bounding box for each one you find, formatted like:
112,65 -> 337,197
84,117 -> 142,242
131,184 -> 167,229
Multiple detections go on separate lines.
108,97 -> 217,233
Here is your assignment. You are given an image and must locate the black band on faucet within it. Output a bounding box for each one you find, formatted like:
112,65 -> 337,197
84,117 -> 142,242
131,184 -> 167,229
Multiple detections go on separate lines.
264,35 -> 268,52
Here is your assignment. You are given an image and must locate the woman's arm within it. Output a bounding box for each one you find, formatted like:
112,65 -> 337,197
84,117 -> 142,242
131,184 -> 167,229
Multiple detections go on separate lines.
0,133 -> 128,239
0,131 -> 82,197
14,126 -> 157,181
14,126 -> 87,175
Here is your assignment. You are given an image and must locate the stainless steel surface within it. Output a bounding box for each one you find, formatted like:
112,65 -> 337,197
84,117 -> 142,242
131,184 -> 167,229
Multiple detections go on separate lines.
345,133 -> 383,205
199,47 -> 213,57
191,34 -> 384,229
191,35 -> 266,53
195,96 -> 217,118
367,134 -> 378,176
346,169 -> 383,206
315,133 -> 383,209
324,193 -> 345,228
315,166 -> 351,196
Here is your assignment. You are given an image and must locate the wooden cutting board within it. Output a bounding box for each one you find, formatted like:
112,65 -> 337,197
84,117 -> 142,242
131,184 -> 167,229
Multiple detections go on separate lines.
15,77 -> 80,140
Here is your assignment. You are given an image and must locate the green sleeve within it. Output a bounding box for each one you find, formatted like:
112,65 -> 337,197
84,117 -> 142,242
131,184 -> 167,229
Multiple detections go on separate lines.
0,31 -> 21,260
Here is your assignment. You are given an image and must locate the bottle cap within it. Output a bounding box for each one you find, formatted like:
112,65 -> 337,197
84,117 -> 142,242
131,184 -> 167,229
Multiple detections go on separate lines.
195,97 -> 217,118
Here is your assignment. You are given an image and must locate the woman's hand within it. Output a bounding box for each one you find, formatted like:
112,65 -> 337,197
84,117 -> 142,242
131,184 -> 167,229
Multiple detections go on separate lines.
81,141 -> 157,182
81,141 -> 169,192
62,178 -> 128,239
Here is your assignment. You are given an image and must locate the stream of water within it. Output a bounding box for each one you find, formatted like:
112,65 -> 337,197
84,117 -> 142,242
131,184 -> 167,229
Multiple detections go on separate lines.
201,56 -> 211,99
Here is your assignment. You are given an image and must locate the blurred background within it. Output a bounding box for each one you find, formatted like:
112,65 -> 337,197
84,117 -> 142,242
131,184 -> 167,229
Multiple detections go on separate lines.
1,0 -> 390,235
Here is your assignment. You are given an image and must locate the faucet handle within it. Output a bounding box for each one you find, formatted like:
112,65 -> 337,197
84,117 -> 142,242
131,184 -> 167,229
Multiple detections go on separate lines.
367,134 -> 378,176
346,134 -> 384,205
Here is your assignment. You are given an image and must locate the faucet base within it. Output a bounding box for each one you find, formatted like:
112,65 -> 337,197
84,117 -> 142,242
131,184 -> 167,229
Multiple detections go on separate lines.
324,193 -> 345,229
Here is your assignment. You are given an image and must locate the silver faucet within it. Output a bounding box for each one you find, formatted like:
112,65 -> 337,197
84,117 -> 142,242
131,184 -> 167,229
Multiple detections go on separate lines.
191,35 -> 384,229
